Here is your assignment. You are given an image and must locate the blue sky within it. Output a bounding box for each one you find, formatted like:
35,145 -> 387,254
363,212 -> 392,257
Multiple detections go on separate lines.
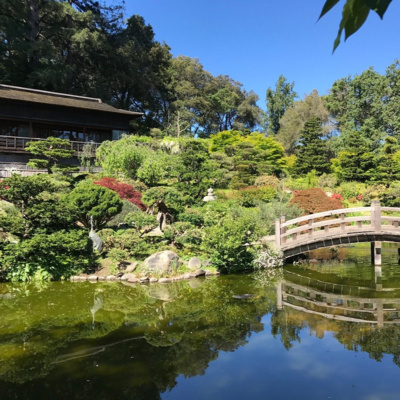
123,0 -> 400,107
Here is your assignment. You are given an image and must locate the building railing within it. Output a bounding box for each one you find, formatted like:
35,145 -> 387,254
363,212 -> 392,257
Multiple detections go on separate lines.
0,135 -> 101,155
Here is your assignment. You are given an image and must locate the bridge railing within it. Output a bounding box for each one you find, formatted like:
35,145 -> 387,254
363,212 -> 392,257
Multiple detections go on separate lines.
275,201 -> 400,248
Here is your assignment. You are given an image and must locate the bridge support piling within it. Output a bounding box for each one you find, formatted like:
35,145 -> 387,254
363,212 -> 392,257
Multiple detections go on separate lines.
371,242 -> 382,266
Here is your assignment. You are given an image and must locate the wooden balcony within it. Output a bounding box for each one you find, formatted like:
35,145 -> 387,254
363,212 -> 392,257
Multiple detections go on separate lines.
0,135 -> 101,155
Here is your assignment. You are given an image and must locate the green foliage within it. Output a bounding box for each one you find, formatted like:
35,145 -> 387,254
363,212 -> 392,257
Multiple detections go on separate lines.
1,229 -> 92,282
292,118 -> 332,176
66,180 -> 122,229
25,137 -> 76,174
142,186 -> 187,215
277,90 -> 332,154
337,182 -> 366,200
265,75 -> 298,135
332,130 -> 376,183
318,173 -> 338,189
107,248 -> 130,263
0,174 -> 78,237
379,182 -> 400,207
254,175 -> 280,187
136,152 -> 167,186
377,136 -> 400,184
177,208 -> 205,227
236,186 -> 277,207
125,211 -> 157,231
106,200 -> 142,227
319,0 -> 393,52
201,213 -> 257,273
96,136 -> 148,179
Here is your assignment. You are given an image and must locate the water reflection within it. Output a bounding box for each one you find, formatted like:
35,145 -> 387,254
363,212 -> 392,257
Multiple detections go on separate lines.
278,266 -> 400,327
2,247 -> 400,399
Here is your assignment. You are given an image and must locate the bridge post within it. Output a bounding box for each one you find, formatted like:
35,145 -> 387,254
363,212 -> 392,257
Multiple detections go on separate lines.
371,200 -> 381,232
371,241 -> 382,266
275,218 -> 281,248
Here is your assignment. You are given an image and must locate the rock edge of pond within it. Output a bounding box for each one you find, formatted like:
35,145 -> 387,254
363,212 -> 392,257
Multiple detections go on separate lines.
70,268 -> 220,284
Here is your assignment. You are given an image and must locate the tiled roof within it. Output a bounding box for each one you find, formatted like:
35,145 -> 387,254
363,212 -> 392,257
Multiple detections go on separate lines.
0,84 -> 142,117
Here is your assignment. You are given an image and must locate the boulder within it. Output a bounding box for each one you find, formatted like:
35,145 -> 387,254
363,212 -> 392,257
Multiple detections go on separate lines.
128,277 -> 139,283
141,250 -> 181,275
193,269 -> 206,277
121,273 -> 136,281
106,275 -> 116,281
88,275 -> 98,282
125,262 -> 138,273
159,278 -> 172,284
188,257 -> 202,271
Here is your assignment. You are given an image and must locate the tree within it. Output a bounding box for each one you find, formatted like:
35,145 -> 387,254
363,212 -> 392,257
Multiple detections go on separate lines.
326,67 -> 388,152
265,75 -> 297,135
95,135 -> 150,179
276,90 -> 332,154
377,136 -> 400,184
319,0 -> 393,52
292,117 -> 332,176
332,130 -> 376,182
0,174 -> 78,237
25,137 -> 76,174
66,180 -> 123,228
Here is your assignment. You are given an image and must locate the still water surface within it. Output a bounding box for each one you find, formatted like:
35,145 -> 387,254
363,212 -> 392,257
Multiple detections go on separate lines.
2,244 -> 400,399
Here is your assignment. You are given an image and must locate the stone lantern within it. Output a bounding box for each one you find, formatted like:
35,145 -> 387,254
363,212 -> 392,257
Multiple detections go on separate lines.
203,188 -> 217,202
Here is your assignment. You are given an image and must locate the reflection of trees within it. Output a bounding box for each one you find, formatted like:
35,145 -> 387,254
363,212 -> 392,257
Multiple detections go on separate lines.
0,277 -> 275,399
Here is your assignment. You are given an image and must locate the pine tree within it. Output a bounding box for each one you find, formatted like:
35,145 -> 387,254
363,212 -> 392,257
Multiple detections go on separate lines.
334,130 -> 376,182
377,136 -> 400,185
293,117 -> 331,176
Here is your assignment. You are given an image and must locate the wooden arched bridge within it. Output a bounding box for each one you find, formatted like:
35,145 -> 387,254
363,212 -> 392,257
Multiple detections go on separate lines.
274,201 -> 400,265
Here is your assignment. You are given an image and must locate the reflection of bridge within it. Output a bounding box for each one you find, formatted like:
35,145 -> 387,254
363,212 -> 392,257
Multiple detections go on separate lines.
277,269 -> 400,327
275,201 -> 400,264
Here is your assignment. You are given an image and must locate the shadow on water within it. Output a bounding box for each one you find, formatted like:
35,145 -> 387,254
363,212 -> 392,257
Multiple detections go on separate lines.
2,244 -> 400,399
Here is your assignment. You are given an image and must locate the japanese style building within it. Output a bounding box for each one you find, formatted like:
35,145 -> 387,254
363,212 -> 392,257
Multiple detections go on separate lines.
0,84 -> 143,176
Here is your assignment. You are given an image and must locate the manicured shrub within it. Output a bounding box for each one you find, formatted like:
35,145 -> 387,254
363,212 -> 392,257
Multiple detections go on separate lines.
94,177 -> 147,210
290,188 -> 343,214
142,186 -> 187,215
177,208 -> 204,227
237,186 -> 277,207
125,211 -> 157,231
254,175 -> 280,187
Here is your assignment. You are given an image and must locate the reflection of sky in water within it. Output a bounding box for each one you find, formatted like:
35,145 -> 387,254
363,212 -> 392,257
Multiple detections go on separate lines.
163,315 -> 400,400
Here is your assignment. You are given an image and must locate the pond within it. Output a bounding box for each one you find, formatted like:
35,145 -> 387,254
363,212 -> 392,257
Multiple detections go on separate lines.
2,244 -> 400,400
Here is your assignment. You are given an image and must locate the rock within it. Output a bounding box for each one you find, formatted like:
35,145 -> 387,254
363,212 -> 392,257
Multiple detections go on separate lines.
140,277 -> 149,283
188,257 -> 202,271
121,273 -> 136,281
88,275 -> 98,282
125,262 -> 138,273
106,275 -> 116,281
141,250 -> 181,275
193,269 -> 206,277
79,276 -> 87,281
128,277 -> 139,283
98,276 -> 106,281
149,277 -> 158,283
70,276 -> 80,282
159,278 -> 172,284
182,273 -> 192,280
